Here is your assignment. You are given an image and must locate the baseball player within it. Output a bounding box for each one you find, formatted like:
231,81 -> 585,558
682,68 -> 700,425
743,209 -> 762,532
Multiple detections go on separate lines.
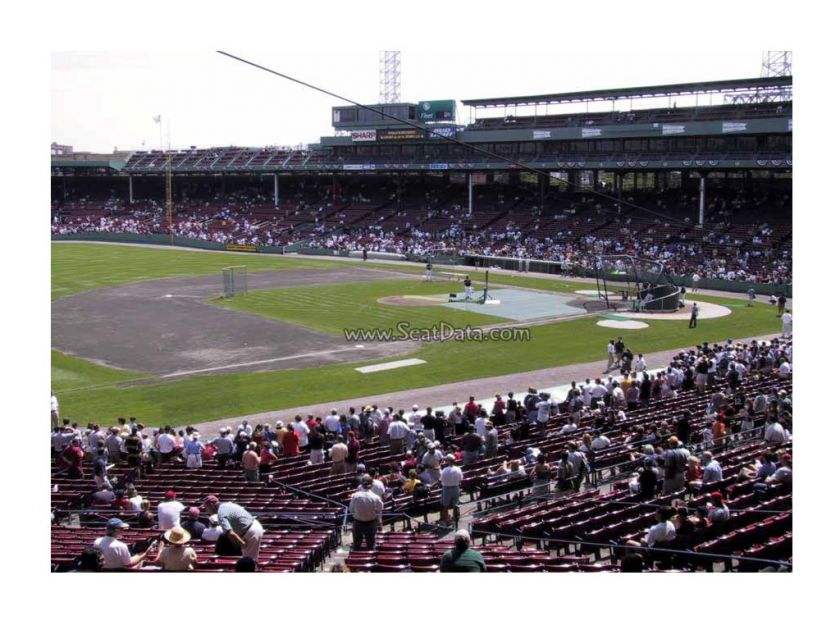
464,275 -> 473,301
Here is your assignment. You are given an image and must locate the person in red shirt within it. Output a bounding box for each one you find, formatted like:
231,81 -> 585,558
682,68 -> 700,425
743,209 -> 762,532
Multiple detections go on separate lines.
259,442 -> 278,475
346,431 -> 361,469
464,396 -> 479,424
281,424 -> 300,457
305,415 -> 319,433
712,414 -> 728,448
62,438 -> 85,479
685,455 -> 703,485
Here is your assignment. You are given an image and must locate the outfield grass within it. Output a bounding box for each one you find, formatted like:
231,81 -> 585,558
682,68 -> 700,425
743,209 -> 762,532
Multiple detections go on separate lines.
217,278 -> 510,336
52,242 -> 783,425
51,243 -> 363,300
51,350 -> 148,392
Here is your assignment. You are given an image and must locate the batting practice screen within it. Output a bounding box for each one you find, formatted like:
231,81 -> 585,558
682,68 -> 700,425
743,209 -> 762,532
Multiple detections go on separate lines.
222,266 -> 248,298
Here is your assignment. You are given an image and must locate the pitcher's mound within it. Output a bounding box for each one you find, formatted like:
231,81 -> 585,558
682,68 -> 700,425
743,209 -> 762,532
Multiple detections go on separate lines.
378,295 -> 448,307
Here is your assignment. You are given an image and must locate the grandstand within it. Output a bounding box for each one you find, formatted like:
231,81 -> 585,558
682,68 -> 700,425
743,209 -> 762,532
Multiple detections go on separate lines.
52,76 -> 791,280
51,337 -> 792,572
50,72 -> 793,573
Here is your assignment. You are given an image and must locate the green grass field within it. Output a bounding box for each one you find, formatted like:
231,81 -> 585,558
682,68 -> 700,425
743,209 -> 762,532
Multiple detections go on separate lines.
216,278 -> 509,336
52,242 -> 783,425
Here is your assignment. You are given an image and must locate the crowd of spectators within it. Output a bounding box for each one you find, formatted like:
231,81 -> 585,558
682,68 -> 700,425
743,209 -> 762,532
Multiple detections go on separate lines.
51,182 -> 791,283
52,332 -> 792,571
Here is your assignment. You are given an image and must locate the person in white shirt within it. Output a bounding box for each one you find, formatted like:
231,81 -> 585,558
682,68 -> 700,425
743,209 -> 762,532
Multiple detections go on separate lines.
237,421 -> 253,437
606,340 -> 616,372
359,472 -> 387,500
439,455 -> 464,524
323,410 -> 342,434
157,430 -> 177,461
581,379 -> 593,407
781,310 -> 792,338
778,360 -> 791,377
348,476 -> 383,550
536,394 -> 553,424
635,355 -> 647,372
157,491 -> 186,531
51,392 -> 60,427
591,432 -> 611,450
764,420 -> 788,446
387,416 -> 411,454
94,519 -> 152,569
474,414 -> 488,438
770,455 -> 793,486
291,416 -> 310,448
611,384 -> 625,408
421,445 -> 444,482
125,486 -> 145,512
328,437 -> 349,474
560,420 -> 578,435
644,508 -> 677,547
409,405 -> 424,430
590,380 -> 608,404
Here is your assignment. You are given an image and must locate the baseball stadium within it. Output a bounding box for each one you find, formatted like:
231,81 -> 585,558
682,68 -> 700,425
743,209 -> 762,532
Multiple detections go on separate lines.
50,51 -> 793,573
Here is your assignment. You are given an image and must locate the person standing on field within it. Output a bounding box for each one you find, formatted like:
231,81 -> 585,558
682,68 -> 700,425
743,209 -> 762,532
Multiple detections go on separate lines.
782,310 -> 792,338
51,391 -> 60,428
689,303 -> 699,329
425,259 -> 433,281
777,293 -> 787,317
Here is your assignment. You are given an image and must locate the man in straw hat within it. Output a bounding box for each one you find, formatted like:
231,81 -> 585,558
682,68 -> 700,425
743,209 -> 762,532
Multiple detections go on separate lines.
153,526 -> 197,571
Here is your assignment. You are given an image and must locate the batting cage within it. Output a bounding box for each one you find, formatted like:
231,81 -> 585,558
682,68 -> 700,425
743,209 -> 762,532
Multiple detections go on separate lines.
222,266 -> 248,298
590,255 -> 681,313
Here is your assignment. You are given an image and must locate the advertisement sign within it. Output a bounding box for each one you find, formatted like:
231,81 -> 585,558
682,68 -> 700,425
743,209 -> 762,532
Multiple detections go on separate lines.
417,100 -> 456,122
342,163 -> 376,171
722,121 -> 749,133
429,163 -> 449,170
662,124 -> 686,136
428,126 -> 459,139
350,129 -> 377,142
581,127 -> 602,138
225,244 -> 257,253
533,130 -> 551,140
378,128 -> 426,141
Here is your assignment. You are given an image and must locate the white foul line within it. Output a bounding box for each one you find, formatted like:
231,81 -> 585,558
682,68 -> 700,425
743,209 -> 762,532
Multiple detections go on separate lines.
159,346 -> 365,379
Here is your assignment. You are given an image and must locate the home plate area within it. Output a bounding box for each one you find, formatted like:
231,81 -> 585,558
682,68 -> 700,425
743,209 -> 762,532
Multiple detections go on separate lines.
439,288 -> 586,321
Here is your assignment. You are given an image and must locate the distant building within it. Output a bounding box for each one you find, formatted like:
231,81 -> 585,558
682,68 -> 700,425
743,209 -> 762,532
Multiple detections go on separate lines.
51,142 -> 74,156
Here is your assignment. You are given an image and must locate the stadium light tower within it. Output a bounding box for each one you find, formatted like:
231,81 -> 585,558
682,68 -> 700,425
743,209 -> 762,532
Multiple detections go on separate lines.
726,51 -> 792,104
379,51 -> 401,104
762,51 -> 793,78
